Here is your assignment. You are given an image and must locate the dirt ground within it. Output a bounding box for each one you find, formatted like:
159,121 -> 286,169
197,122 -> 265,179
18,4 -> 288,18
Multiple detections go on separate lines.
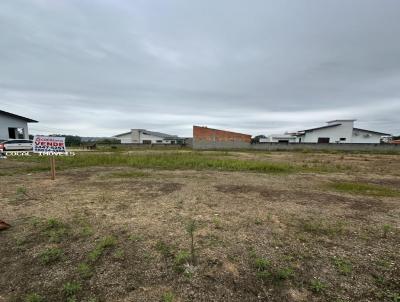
0,151 -> 399,302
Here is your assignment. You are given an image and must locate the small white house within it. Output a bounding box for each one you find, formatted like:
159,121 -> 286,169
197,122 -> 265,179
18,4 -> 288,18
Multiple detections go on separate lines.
296,120 -> 390,144
0,110 -> 38,141
113,129 -> 181,144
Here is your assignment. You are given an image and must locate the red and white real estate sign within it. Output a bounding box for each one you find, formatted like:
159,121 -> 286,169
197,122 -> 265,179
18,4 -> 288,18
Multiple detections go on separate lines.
33,136 -> 66,153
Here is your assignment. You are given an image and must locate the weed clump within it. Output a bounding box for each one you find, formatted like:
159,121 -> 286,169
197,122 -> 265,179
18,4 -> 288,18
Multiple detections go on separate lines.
88,236 -> 116,262
333,257 -> 352,275
44,218 -> 68,243
328,182 -> 400,197
310,278 -> 326,293
174,251 -> 191,272
25,293 -> 45,302
40,247 -> 63,265
77,262 -> 93,279
63,281 -> 81,299
162,291 -> 174,302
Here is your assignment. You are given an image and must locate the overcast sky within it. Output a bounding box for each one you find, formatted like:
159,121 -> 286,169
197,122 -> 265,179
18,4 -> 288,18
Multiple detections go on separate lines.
1,0 -> 399,137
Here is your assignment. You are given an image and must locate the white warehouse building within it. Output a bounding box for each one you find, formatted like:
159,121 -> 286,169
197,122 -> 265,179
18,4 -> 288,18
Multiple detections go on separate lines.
296,120 -> 390,144
113,129 -> 182,144
0,110 -> 38,141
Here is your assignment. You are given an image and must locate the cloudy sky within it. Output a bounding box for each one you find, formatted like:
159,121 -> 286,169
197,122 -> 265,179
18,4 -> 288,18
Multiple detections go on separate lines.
1,0 -> 399,137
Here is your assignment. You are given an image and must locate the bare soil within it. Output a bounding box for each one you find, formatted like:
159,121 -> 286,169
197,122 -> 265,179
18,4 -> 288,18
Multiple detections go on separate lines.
0,151 -> 399,302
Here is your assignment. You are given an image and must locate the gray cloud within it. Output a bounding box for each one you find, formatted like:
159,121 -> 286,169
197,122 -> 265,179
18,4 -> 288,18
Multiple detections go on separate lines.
1,0 -> 399,136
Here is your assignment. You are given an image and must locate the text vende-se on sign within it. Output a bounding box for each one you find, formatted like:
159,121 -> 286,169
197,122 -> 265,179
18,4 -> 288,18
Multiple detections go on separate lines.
33,135 -> 66,154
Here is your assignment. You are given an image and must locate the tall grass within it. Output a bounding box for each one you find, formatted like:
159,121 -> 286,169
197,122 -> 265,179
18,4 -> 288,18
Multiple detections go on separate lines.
8,152 -> 295,174
328,182 -> 400,197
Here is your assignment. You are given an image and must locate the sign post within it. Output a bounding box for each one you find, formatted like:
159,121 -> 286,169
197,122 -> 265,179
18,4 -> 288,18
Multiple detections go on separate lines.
50,156 -> 56,180
33,136 -> 66,180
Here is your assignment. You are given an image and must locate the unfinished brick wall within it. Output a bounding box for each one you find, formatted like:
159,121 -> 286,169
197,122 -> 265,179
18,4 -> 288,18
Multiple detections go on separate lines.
193,126 -> 252,143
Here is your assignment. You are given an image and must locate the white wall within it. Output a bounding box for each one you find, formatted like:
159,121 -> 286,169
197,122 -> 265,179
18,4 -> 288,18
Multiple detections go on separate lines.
352,131 -> 382,143
303,121 -> 354,143
0,114 -> 29,140
117,130 -> 177,144
115,133 -> 132,144
139,132 -> 172,143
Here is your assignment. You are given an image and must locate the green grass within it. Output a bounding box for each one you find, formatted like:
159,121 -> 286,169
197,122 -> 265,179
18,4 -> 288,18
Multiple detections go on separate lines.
44,218 -> 68,243
332,257 -> 352,275
174,250 -> 191,272
328,182 -> 400,197
88,236 -> 117,262
25,293 -> 45,302
7,150 -> 365,175
299,219 -> 346,236
39,247 -> 63,264
310,278 -> 326,293
63,281 -> 81,297
9,152 -> 296,174
162,292 -> 174,302
77,262 -> 93,279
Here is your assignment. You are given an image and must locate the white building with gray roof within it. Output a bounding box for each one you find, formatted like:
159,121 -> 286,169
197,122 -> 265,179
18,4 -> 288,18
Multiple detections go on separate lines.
113,129 -> 182,144
296,120 -> 390,144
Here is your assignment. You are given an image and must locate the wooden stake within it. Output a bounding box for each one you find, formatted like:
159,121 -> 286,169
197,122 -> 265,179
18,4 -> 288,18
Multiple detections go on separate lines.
50,156 -> 56,180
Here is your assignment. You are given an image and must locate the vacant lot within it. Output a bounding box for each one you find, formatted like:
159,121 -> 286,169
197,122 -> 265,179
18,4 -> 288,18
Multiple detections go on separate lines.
0,150 -> 399,302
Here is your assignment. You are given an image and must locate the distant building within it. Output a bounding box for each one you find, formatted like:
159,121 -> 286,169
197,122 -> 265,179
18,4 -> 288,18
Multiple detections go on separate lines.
296,120 -> 390,144
113,129 -> 182,144
259,134 -> 297,143
0,110 -> 38,141
193,126 -> 251,143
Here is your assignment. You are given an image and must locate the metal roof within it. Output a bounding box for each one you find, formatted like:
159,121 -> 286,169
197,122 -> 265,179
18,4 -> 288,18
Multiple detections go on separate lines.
326,119 -> 356,123
113,129 -> 179,139
353,128 -> 390,136
0,110 -> 38,122
299,123 -> 342,133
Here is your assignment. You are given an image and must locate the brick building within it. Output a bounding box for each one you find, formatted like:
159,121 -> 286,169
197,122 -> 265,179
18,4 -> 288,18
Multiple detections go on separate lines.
193,126 -> 252,143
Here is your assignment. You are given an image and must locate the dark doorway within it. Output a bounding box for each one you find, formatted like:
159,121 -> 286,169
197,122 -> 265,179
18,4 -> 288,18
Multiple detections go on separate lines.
8,128 -> 16,139
317,137 -> 330,143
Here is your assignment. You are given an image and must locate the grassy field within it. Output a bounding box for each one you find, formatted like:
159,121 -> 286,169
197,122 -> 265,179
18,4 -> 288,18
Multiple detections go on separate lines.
0,150 -> 399,302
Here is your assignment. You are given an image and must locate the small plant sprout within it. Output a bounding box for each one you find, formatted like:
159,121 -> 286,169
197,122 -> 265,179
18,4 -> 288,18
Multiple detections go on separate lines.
383,224 -> 393,238
77,262 -> 93,279
391,293 -> 400,302
174,250 -> 191,272
162,291 -> 174,302
88,236 -> 117,262
186,219 -> 197,265
25,293 -> 45,302
63,281 -> 81,298
333,257 -> 352,275
310,278 -> 326,293
16,186 -> 27,200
